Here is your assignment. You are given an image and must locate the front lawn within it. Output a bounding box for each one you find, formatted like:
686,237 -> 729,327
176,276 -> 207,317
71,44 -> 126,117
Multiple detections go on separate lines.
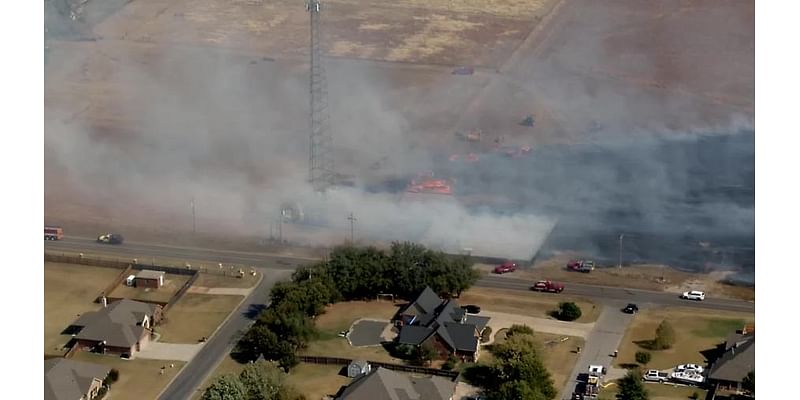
70,352 -> 185,400
157,294 -> 244,343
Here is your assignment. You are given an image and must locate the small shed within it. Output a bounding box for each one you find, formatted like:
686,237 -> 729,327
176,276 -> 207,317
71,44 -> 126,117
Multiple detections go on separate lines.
347,360 -> 371,378
135,270 -> 165,289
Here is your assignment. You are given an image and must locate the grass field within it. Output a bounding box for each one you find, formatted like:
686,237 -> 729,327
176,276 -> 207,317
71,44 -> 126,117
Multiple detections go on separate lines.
599,383 -> 706,400
44,263 -> 122,356
286,363 -> 351,400
109,273 -> 191,303
71,352 -> 185,400
458,287 -> 600,323
314,301 -> 400,336
615,307 -> 753,370
192,272 -> 260,289
157,294 -> 244,343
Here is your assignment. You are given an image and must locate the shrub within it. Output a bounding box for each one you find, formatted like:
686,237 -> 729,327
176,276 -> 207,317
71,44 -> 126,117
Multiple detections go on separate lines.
556,302 -> 582,321
506,324 -> 534,337
635,351 -> 651,365
442,355 -> 458,371
108,368 -> 119,383
653,320 -> 675,350
480,326 -> 493,343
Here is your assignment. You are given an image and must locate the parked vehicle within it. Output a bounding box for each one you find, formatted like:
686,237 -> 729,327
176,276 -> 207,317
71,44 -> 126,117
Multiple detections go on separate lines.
97,233 -> 124,245
462,305 -> 481,314
531,280 -> 564,293
493,261 -> 517,274
622,303 -> 639,314
452,66 -> 475,75
567,260 -> 595,273
44,226 -> 64,240
670,369 -> 705,385
643,369 -> 670,383
680,290 -> 705,301
675,364 -> 704,374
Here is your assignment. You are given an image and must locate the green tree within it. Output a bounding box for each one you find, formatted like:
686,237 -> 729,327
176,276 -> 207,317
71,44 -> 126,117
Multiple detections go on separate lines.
201,374 -> 247,400
487,381 -> 549,400
653,320 -> 675,350
414,342 -> 439,366
635,351 -> 651,365
237,325 -> 280,362
507,324 -> 534,337
442,355 -> 458,371
489,334 -> 556,400
617,369 -> 649,400
742,370 -> 754,394
556,302 -> 582,321
239,361 -> 286,400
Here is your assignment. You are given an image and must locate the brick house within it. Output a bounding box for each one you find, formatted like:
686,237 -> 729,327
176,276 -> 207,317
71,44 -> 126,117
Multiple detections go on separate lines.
67,299 -> 162,356
134,270 -> 165,288
394,287 -> 490,362
45,358 -> 110,400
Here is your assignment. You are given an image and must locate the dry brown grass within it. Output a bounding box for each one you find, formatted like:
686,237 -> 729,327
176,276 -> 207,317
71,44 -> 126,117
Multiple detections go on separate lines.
108,273 -> 191,303
459,287 -> 600,323
70,352 -> 185,400
615,307 -> 754,370
600,383 -> 706,400
44,263 -> 121,356
157,294 -> 244,343
285,363 -> 351,400
314,300 -> 400,336
192,272 -> 260,289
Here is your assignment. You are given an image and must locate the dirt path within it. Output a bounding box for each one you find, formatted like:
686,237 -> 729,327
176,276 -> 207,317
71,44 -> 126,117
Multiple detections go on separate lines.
481,309 -> 594,340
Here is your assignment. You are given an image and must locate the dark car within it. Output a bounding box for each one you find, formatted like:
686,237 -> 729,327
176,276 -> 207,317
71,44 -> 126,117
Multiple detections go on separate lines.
462,305 -> 481,314
97,233 -> 124,245
622,303 -> 639,314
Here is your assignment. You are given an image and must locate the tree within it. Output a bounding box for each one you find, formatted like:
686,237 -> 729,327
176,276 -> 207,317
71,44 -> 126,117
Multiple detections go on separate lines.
617,370 -> 649,400
742,370 -> 755,394
238,361 -> 287,400
653,320 -> 675,350
507,324 -> 534,337
488,334 -> 556,400
414,342 -> 439,366
635,351 -> 651,365
442,355 -> 458,371
201,374 -> 247,400
237,325 -> 280,362
556,302 -> 582,321
108,368 -> 119,382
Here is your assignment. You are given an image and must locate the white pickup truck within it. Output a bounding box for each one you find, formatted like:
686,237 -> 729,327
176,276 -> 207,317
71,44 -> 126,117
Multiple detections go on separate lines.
643,370 -> 670,383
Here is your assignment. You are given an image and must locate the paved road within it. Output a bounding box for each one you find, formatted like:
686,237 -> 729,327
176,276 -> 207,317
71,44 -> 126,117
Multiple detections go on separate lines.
45,238 -> 754,314
156,269 -> 291,400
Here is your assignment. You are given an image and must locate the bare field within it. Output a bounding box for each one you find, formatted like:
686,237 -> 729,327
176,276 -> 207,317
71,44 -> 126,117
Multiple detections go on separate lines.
70,352 -> 185,400
458,286 -> 600,323
44,263 -> 121,356
157,294 -> 244,343
108,273 -> 190,303
614,307 -> 753,371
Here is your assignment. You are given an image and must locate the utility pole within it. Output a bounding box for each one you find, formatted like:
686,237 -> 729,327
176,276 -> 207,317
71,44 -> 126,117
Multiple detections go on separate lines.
618,234 -> 624,268
347,212 -> 356,243
307,0 -> 335,192
191,197 -> 196,234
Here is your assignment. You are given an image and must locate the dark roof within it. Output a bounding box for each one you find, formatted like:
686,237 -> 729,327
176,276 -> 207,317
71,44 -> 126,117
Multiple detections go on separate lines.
397,326 -> 434,346
336,367 -> 453,400
400,287 -> 443,321
440,322 -> 479,352
465,315 -> 491,332
709,337 -> 755,383
44,358 -> 110,400
724,332 -> 754,351
136,270 -> 164,280
70,299 -> 157,348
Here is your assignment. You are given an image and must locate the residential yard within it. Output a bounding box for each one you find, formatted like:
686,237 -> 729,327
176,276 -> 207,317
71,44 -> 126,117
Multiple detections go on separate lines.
479,328 -> 584,398
71,352 -> 185,400
44,262 -> 121,356
192,271 -> 260,289
286,363 -> 351,400
156,294 -> 244,343
191,355 -> 243,400
108,273 -> 191,303
615,307 -> 754,370
314,300 -> 400,337
599,383 -> 706,400
459,287 -> 600,323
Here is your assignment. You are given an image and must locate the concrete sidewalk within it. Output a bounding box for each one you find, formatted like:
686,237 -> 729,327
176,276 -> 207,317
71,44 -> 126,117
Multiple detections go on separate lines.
137,342 -> 203,362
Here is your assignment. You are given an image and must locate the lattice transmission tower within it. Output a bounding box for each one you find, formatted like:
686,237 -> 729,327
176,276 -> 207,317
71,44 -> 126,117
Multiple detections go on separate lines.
307,0 -> 335,192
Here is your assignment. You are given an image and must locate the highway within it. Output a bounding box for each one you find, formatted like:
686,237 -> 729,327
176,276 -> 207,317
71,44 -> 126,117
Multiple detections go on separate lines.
44,236 -> 753,398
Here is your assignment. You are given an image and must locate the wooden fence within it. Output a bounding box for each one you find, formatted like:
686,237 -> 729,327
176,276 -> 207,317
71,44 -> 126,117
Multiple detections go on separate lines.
297,356 -> 460,381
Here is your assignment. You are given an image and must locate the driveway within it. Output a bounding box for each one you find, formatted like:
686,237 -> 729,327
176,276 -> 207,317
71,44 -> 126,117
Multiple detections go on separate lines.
480,310 -> 595,342
137,342 -> 203,362
348,319 -> 390,347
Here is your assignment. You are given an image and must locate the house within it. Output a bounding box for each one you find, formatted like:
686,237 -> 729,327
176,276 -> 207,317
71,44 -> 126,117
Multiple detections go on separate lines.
393,287 -> 490,362
44,358 -> 111,400
336,367 -> 455,400
134,270 -> 165,288
707,332 -> 755,394
67,299 -> 162,356
347,360 -> 371,378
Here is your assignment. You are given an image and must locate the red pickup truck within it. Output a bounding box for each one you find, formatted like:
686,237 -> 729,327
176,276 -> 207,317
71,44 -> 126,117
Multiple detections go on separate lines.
531,280 -> 565,293
493,261 -> 517,274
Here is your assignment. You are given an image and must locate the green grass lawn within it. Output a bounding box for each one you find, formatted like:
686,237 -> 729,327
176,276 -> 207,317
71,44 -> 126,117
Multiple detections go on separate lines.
599,383 -> 706,400
615,307 -> 753,370
44,263 -> 122,356
157,294 -> 243,343
70,352 -> 185,400
458,287 -> 600,323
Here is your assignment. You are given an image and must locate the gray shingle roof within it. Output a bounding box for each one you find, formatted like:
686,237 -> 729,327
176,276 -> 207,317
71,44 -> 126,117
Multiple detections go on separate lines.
441,322 -> 478,352
70,299 -> 157,348
465,315 -> 490,332
336,367 -> 453,400
397,326 -> 434,346
44,358 -> 110,400
709,337 -> 755,383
